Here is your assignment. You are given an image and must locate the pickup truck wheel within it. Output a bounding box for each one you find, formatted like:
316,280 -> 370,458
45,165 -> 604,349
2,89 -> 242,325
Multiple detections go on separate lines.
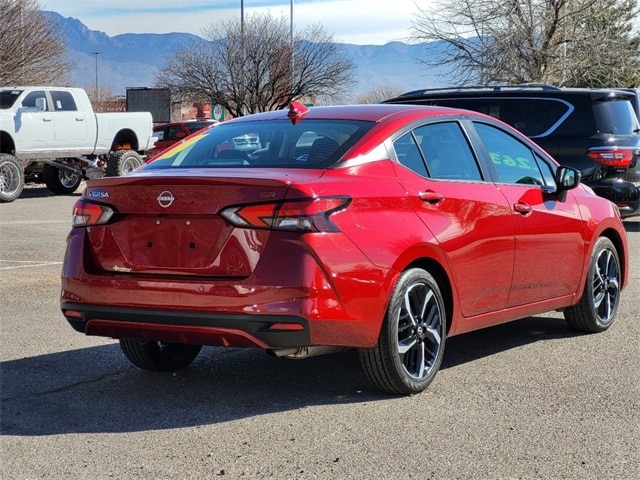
42,163 -> 82,195
105,150 -> 143,177
0,154 -> 24,203
119,338 -> 202,371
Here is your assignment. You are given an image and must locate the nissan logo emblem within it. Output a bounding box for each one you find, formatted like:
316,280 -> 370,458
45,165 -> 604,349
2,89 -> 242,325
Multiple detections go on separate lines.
157,191 -> 175,208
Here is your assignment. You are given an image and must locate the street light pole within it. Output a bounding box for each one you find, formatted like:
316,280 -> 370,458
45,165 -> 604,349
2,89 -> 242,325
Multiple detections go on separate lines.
91,52 -> 99,99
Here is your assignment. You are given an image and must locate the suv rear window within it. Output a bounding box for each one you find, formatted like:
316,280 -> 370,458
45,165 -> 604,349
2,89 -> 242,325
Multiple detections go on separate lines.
143,119 -> 373,170
592,100 -> 640,134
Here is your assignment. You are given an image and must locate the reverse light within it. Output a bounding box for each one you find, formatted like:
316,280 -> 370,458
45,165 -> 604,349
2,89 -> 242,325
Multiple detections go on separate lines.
220,197 -> 350,232
586,147 -> 635,168
72,198 -> 115,227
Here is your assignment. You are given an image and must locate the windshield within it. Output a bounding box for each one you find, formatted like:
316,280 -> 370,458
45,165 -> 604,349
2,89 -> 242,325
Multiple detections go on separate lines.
142,119 -> 374,170
0,90 -> 23,109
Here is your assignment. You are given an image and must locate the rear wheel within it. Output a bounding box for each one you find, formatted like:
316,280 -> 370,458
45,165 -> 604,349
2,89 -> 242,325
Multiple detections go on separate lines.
42,163 -> 82,194
119,338 -> 202,371
564,237 -> 621,333
105,150 -> 143,177
359,268 -> 446,395
0,153 -> 24,202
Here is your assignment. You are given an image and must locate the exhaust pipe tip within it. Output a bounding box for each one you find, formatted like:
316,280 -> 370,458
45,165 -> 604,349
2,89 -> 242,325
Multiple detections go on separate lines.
269,346 -> 348,359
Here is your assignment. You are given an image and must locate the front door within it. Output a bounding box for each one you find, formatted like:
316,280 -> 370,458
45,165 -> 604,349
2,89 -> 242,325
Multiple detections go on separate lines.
473,122 -> 585,306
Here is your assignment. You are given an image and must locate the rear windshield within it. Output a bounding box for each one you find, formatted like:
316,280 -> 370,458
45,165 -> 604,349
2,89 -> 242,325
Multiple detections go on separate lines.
592,99 -> 640,134
143,119 -> 374,170
0,90 -> 22,109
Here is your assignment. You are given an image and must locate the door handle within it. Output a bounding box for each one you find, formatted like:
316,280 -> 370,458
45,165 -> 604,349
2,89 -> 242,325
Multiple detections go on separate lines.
418,190 -> 445,204
42,118 -> 53,122
75,117 -> 84,121
513,202 -> 532,215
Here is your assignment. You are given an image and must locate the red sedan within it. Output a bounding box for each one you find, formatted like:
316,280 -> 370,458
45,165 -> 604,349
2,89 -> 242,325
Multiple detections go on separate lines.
61,103 -> 629,394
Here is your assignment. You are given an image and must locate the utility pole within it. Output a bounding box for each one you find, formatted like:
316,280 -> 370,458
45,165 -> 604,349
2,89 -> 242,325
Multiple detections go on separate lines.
91,52 -> 99,100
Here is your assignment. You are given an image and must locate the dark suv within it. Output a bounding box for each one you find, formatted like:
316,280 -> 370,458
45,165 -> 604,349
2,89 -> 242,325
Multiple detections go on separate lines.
383,85 -> 640,217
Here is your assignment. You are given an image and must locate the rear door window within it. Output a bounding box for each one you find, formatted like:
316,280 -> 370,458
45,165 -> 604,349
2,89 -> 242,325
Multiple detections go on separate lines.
393,121 -> 483,180
50,91 -> 77,111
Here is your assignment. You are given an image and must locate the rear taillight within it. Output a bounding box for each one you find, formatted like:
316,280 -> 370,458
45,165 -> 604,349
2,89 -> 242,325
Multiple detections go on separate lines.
220,197 -> 350,232
586,147 -> 635,168
72,198 -> 115,227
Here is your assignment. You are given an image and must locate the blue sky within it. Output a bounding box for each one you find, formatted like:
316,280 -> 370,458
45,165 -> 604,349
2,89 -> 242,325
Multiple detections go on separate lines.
41,0 -> 431,45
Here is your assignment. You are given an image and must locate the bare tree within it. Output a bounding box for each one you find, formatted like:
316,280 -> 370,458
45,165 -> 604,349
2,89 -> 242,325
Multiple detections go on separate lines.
0,0 -> 72,85
155,12 -> 355,117
411,0 -> 640,87
83,85 -> 122,112
355,85 -> 405,104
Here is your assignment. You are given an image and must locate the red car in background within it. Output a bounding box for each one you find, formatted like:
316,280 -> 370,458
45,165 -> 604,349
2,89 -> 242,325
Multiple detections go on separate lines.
61,103 -> 628,395
147,120 -> 217,158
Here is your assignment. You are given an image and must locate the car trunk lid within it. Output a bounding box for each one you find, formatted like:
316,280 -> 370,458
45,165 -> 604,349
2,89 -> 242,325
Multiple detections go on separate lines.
82,169 -> 322,277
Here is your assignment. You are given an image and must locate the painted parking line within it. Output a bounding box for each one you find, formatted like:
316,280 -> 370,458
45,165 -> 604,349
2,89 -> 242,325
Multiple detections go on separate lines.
0,260 -> 63,270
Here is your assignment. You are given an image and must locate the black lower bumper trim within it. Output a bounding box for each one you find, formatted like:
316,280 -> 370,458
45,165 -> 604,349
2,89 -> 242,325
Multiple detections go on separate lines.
61,302 -> 311,348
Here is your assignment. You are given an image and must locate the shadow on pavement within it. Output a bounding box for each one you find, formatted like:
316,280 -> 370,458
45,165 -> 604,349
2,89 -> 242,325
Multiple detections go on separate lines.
0,315 -> 578,437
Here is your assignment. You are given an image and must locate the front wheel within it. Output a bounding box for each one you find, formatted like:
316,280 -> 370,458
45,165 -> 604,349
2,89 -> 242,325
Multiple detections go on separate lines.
42,163 -> 82,195
359,268 -> 446,395
564,237 -> 621,333
105,150 -> 144,177
0,153 -> 24,202
119,338 -> 202,371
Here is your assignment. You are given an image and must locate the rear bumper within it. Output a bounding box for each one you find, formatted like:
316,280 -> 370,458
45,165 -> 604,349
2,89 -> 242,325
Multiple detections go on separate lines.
60,228 -> 391,349
61,302 -> 310,348
586,178 -> 640,218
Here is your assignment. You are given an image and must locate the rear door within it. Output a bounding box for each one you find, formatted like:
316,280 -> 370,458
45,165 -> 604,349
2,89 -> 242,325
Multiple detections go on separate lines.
471,121 -> 585,306
391,120 -> 515,317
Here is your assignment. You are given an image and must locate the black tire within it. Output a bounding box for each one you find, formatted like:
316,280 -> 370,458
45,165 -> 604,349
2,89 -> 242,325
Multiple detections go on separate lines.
105,150 -> 143,177
119,338 -> 202,371
42,163 -> 82,195
0,153 -> 24,202
359,268 -> 446,395
564,237 -> 621,333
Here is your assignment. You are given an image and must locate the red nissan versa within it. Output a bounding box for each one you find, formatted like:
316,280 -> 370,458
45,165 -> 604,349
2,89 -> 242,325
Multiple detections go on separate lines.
61,103 -> 629,395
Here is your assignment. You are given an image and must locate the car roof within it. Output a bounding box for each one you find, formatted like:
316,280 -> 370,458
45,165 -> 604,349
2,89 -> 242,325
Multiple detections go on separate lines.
223,103 -> 476,125
384,84 -> 636,103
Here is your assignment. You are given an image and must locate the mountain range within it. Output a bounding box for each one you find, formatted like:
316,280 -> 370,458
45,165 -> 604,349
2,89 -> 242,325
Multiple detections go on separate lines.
45,11 -> 448,101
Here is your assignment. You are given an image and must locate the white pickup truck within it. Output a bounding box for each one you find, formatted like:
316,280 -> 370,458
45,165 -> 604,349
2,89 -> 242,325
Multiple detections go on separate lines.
0,86 -> 156,202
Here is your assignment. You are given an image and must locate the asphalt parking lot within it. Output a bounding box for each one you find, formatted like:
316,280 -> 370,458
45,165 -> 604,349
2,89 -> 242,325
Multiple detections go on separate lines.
1,185 -> 639,480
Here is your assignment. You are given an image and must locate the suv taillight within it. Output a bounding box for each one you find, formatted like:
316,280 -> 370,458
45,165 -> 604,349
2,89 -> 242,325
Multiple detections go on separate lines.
586,147 -> 635,168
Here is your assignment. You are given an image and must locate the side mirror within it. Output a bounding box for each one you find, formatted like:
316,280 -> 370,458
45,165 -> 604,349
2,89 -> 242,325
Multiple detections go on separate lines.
35,97 -> 46,111
555,166 -> 581,192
